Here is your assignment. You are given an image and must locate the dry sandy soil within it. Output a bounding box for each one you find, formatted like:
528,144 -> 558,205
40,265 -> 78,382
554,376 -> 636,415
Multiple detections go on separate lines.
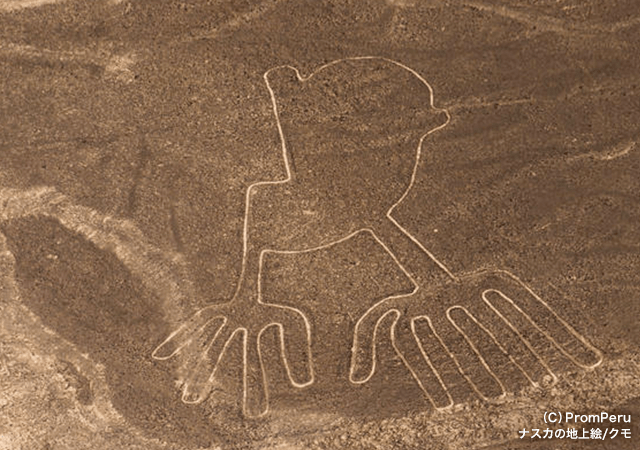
1,0 -> 639,449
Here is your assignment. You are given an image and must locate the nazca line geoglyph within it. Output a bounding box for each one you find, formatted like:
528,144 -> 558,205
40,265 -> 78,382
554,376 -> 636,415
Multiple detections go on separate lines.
150,57 -> 603,417
0,58 -> 604,419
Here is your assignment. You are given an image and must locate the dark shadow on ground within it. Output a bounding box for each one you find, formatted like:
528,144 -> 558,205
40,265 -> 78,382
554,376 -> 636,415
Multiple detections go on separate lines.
0,216 -> 246,449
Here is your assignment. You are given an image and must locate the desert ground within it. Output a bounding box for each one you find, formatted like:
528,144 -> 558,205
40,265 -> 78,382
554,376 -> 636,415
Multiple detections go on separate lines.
1,0 -> 639,449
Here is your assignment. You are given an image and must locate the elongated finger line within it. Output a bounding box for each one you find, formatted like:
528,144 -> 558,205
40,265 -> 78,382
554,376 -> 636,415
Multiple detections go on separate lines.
390,315 -> 454,410
268,322 -> 314,388
446,306 -> 506,402
410,316 -> 454,410
481,289 -> 558,384
482,285 -> 603,370
489,271 -> 603,369
423,316 -> 484,402
255,250 -> 315,388
350,306 -> 403,384
152,321 -> 199,360
453,305 -> 539,387
153,313 -> 226,360
181,321 -> 235,404
391,326 -> 437,408
241,328 -> 270,418
185,317 -> 228,379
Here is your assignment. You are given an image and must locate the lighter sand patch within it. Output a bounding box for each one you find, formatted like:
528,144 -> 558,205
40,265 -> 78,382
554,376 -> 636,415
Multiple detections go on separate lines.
0,0 -> 65,12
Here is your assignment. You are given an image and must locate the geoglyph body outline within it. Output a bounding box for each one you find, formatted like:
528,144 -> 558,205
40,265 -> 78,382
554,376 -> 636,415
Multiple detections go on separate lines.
151,56 -> 453,417
0,56 -> 604,420
153,56 -> 603,416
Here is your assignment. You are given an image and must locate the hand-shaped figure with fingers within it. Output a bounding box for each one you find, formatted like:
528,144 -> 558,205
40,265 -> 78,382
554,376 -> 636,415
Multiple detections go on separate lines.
153,57 -> 603,417
349,222 -> 604,409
